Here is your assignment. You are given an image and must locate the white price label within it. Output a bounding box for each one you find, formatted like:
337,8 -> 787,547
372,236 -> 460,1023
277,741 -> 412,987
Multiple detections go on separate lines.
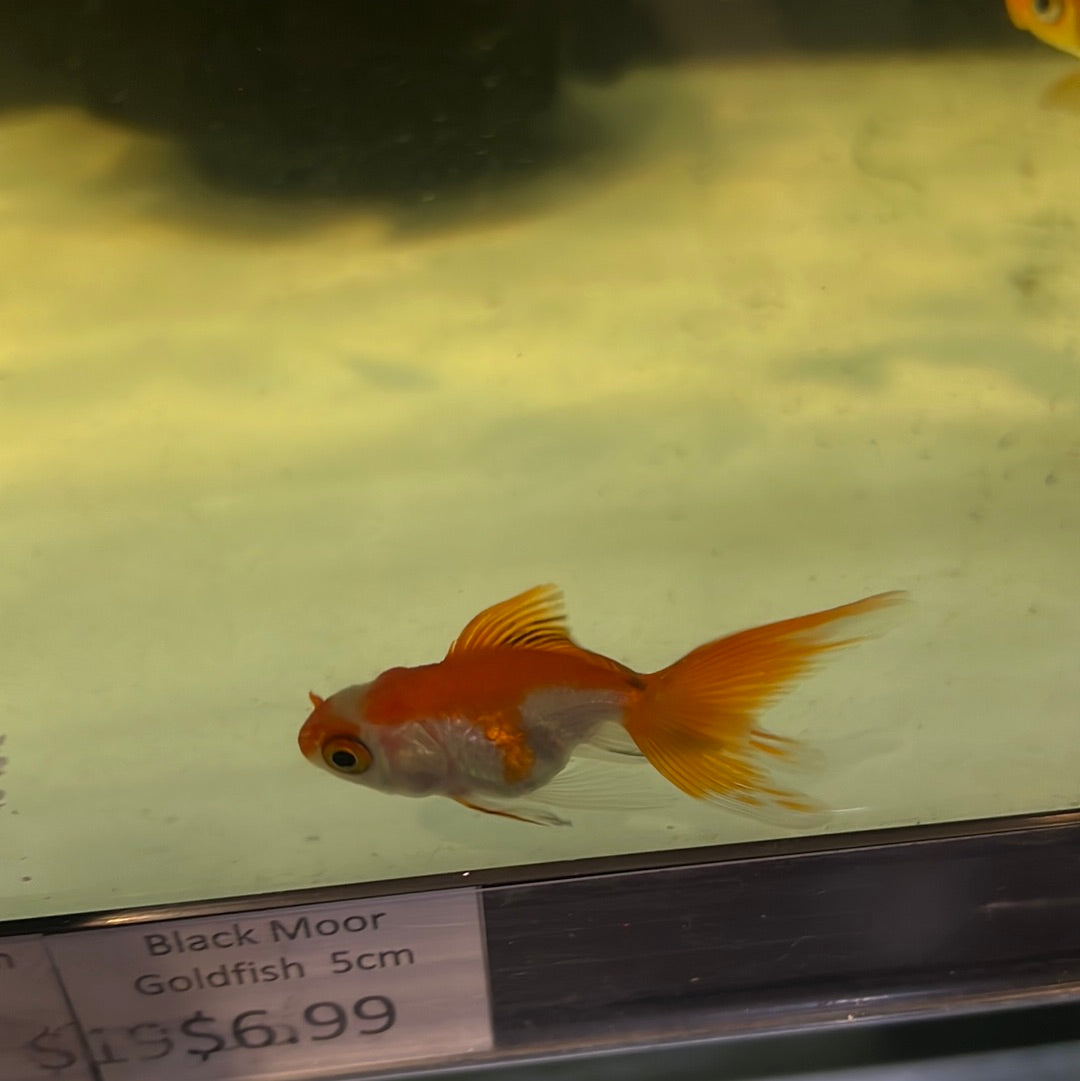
0,934 -> 94,1081
46,889 -> 492,1081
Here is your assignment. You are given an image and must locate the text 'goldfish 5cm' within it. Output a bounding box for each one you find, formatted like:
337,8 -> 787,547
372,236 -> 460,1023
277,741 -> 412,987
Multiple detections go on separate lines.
298,585 -> 906,827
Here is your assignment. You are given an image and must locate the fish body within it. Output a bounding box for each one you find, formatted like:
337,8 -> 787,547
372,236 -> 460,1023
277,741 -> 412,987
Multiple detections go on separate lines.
1006,0 -> 1080,58
298,584 -> 904,826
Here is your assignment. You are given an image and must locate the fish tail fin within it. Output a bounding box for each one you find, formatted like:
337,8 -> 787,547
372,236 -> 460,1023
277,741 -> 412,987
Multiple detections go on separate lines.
622,591 -> 907,826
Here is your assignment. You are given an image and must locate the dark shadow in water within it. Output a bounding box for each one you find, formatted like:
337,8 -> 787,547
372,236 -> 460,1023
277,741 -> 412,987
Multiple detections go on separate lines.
75,87 -> 657,241
0,0 -> 1026,222
0,0 -> 663,212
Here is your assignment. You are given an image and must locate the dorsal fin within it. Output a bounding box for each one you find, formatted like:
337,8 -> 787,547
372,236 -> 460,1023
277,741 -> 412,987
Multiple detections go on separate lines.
447,585 -> 639,678
447,584 -> 573,656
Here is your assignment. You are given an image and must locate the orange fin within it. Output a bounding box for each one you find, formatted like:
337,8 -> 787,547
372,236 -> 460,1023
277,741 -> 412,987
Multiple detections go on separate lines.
447,585 -> 630,674
623,591 -> 907,827
448,585 -> 569,654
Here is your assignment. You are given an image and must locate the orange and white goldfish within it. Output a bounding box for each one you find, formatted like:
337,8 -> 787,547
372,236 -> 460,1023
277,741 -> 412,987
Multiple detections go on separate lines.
1006,0 -> 1080,58
298,584 -> 904,827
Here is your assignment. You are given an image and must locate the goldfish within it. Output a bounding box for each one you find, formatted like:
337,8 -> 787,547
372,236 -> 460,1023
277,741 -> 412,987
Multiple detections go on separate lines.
298,584 -> 904,827
1006,0 -> 1080,58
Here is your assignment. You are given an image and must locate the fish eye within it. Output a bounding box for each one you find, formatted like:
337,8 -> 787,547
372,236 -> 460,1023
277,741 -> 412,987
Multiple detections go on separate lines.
1033,0 -> 1064,23
322,737 -> 373,775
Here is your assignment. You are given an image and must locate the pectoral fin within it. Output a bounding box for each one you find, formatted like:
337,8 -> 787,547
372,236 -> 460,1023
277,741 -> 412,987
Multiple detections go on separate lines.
451,794 -> 571,827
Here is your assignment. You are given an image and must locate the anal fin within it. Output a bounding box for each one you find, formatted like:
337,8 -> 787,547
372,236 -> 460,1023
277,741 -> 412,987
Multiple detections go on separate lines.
576,718 -> 646,762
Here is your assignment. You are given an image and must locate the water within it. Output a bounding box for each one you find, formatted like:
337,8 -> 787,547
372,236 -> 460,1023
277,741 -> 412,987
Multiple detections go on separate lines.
2,2 -> 1078,922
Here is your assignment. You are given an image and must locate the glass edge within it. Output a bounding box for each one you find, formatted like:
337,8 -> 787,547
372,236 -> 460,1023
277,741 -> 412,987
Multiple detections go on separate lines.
5,806 -> 1079,935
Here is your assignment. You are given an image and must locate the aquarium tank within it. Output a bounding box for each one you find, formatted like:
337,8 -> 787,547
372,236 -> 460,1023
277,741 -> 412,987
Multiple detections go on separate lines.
1,1 -> 1079,1079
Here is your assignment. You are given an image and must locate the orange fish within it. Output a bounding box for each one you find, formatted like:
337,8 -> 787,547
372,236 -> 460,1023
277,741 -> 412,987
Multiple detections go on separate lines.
298,585 -> 905,826
1006,0 -> 1080,58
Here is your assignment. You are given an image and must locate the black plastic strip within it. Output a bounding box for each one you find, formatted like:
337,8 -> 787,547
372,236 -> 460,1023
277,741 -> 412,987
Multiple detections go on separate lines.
482,819 -> 1080,1052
